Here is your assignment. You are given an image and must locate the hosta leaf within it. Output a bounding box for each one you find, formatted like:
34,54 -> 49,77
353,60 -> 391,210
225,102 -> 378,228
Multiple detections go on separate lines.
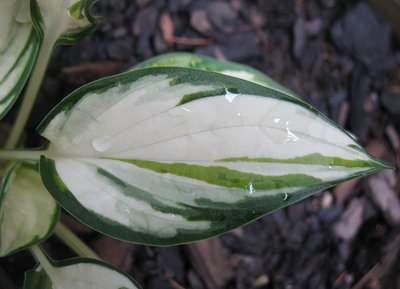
134,52 -> 297,98
0,0 -> 39,119
0,162 -> 59,256
24,268 -> 52,289
31,0 -> 99,45
25,247 -> 141,289
37,67 -> 390,245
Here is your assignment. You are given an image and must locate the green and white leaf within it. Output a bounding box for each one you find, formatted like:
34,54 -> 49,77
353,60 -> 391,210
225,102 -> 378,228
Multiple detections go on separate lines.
134,52 -> 297,98
31,0 -> 99,45
24,268 -> 52,289
38,67 -> 390,245
26,246 -> 141,289
0,0 -> 39,119
0,162 -> 59,256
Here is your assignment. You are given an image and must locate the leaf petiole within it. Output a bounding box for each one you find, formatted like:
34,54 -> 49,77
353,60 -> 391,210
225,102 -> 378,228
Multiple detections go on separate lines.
0,149 -> 44,161
54,222 -> 101,260
30,245 -> 55,280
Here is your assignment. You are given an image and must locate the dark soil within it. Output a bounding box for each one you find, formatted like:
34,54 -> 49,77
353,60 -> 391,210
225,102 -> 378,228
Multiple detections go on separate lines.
1,0 -> 400,289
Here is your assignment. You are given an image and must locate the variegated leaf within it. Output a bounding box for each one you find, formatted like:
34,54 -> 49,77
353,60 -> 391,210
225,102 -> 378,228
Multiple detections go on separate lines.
0,162 -> 59,256
0,0 -> 39,119
26,247 -> 141,289
0,0 -> 99,119
24,268 -> 52,289
38,67 -> 389,245
31,0 -> 99,45
134,52 -> 297,98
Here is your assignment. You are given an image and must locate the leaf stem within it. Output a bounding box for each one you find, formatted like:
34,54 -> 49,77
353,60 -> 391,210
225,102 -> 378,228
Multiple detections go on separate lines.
30,245 -> 55,277
0,149 -> 44,161
55,222 -> 101,260
4,40 -> 54,149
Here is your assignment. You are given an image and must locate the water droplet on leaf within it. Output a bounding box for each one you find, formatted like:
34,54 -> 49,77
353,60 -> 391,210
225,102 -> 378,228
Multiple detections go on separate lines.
282,192 -> 289,201
284,127 -> 300,143
247,183 -> 255,195
91,135 -> 114,152
189,59 -> 199,68
224,87 -> 240,103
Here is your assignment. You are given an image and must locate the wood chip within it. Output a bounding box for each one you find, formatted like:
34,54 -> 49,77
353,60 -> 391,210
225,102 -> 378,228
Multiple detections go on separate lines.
61,213 -> 94,234
385,124 -> 400,150
333,198 -> 366,241
367,0 -> 400,41
61,61 -> 124,85
351,234 -> 400,289
366,139 -> 388,159
333,178 -> 360,205
160,11 -> 214,45
160,12 -> 175,43
190,10 -> 213,35
185,238 -> 234,289
385,124 -> 400,175
145,246 -> 155,258
93,236 -> 135,271
367,170 -> 400,227
338,100 -> 349,128
168,279 -> 186,289
249,5 -> 266,29
253,274 -> 270,288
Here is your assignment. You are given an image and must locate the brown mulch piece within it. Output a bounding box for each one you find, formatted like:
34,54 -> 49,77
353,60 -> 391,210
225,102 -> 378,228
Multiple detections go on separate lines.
61,61 -> 125,85
350,234 -> 400,289
160,12 -> 214,45
93,236 -> 135,271
367,170 -> 400,227
60,212 -> 94,234
185,238 -> 234,289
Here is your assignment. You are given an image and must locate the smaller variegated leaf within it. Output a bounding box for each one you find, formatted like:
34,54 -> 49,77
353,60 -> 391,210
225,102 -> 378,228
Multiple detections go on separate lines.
0,162 -> 59,257
26,247 -> 142,289
134,52 -> 297,98
38,67 -> 390,245
31,0 -> 99,45
24,268 -> 52,289
0,0 -> 39,119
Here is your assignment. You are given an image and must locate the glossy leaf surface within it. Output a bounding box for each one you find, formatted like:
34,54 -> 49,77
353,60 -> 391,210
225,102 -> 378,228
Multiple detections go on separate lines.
0,0 -> 39,119
38,67 -> 389,245
0,162 -> 59,256
135,52 -> 297,98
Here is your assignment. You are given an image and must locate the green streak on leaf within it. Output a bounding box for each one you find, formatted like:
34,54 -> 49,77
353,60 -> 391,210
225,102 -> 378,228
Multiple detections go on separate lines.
119,159 -> 321,190
348,144 -> 365,153
68,1 -> 85,20
96,167 -> 222,222
219,152 -> 380,168
177,88 -> 226,105
30,0 -> 45,40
